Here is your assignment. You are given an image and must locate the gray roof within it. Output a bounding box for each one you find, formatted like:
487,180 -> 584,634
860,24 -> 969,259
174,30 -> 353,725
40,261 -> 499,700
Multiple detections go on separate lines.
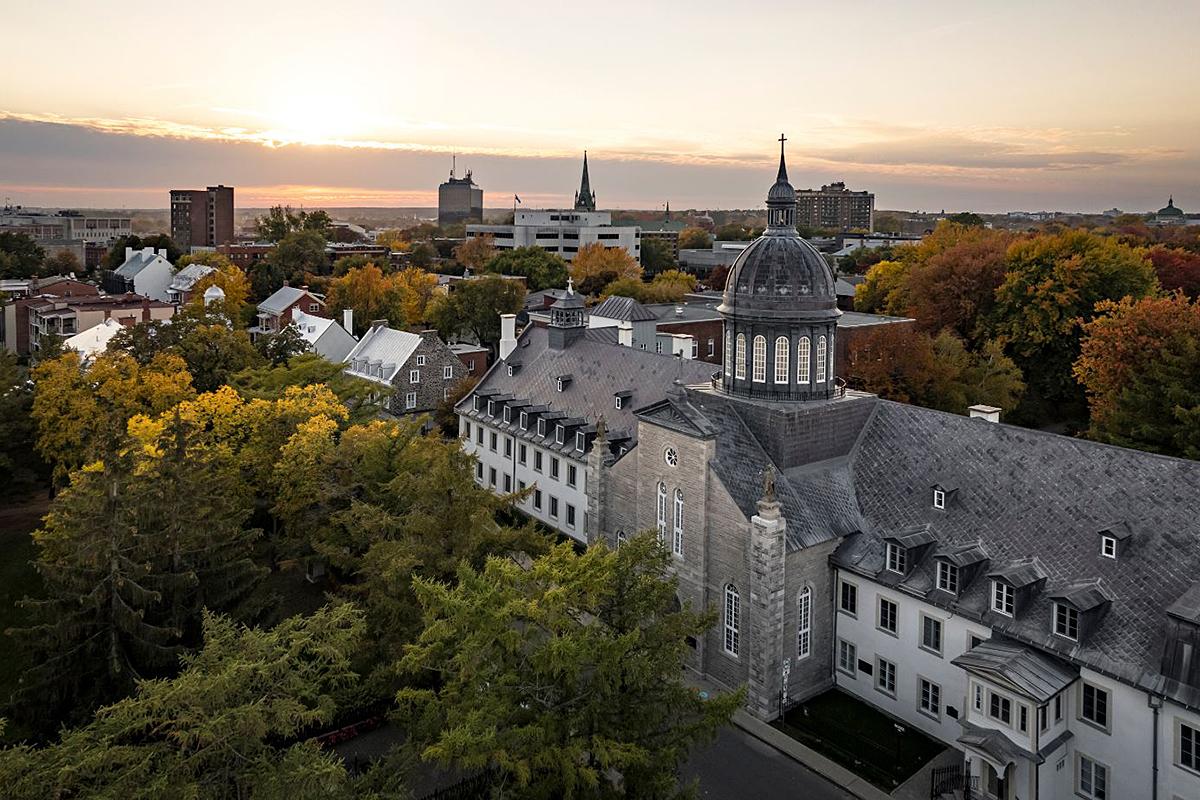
647,302 -> 723,323
168,263 -> 215,291
115,249 -> 169,278
590,295 -> 659,322
837,310 -> 914,328
460,325 -> 715,454
835,278 -> 857,297
259,286 -> 316,315
957,720 -> 1034,766
343,324 -> 422,385
953,640 -> 1078,703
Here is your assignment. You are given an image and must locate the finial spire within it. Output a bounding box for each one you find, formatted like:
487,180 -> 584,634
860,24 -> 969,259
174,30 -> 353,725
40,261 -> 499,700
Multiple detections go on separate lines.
567,276 -> 575,295
776,133 -> 789,183
574,151 -> 596,211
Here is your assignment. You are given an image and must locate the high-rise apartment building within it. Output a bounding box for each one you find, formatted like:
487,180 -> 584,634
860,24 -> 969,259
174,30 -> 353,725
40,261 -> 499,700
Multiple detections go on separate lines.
795,181 -> 874,231
170,185 -> 234,249
437,163 -> 483,226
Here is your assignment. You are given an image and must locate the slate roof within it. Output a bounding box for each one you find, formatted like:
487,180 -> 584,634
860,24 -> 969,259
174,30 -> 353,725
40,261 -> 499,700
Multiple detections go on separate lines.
459,325 -> 715,455
168,263 -> 214,291
343,324 -> 422,386
259,286 -> 318,315
953,640 -> 1078,703
590,295 -> 659,322
957,720 -> 1033,766
115,249 -> 169,278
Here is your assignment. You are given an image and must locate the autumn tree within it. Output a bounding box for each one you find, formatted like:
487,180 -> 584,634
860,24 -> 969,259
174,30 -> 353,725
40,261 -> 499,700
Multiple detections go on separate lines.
397,535 -> 742,799
569,242 -> 642,295
393,266 -> 439,324
375,228 -> 410,253
229,353 -> 378,423
433,375 -> 478,437
604,269 -> 697,304
427,275 -> 524,355
453,234 -> 496,272
255,205 -> 333,242
0,351 -> 46,492
990,229 -> 1157,421
905,228 -> 1017,346
265,230 -> 329,290
408,241 -> 436,268
0,605 -> 365,800
1076,293 -> 1200,458
484,246 -> 569,291
42,248 -> 82,276
1147,245 -> 1200,299
853,259 -> 911,316
178,251 -> 251,317
326,263 -> 406,336
677,226 -> 713,250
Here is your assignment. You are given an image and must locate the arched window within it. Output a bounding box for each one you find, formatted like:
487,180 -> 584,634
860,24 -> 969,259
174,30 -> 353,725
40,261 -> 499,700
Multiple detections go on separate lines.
774,336 -> 789,384
672,489 -> 684,557
797,586 -> 812,659
724,584 -> 741,657
752,335 -> 767,382
826,332 -> 835,381
616,529 -> 627,548
797,337 -> 811,383
656,482 -> 667,541
724,330 -> 732,376
816,336 -> 827,382
734,334 -> 746,379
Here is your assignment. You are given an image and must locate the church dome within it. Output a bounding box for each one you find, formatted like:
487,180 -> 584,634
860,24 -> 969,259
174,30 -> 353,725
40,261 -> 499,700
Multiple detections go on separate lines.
1158,197 -> 1184,217
720,231 -> 837,320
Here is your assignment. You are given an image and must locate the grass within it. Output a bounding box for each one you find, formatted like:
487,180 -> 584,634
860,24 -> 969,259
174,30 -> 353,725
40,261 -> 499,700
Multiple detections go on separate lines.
0,495 -> 49,742
773,689 -> 945,791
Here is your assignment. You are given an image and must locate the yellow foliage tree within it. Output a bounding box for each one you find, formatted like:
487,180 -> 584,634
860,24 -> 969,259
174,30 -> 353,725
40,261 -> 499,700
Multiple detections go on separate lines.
393,266 -> 438,325
375,229 -> 411,253
179,252 -> 251,317
453,235 -> 496,272
569,242 -> 643,295
326,264 -> 404,336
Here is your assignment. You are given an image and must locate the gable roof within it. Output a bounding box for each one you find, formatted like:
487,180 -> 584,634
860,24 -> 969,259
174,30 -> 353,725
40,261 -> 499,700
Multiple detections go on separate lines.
169,263 -> 215,291
115,248 -> 170,278
342,324 -> 422,385
590,295 -> 659,322
259,286 -> 319,315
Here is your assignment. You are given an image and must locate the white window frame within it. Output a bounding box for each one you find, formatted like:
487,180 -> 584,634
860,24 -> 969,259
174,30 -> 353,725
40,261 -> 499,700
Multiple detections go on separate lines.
797,336 -> 810,383
992,580 -> 1015,617
885,542 -> 906,574
796,587 -> 812,660
502,406 -> 511,424
614,395 -> 623,409
537,418 -> 546,437
1100,535 -> 1117,559
839,580 -> 857,616
1079,681 -> 1110,732
723,584 -> 740,657
555,425 -> 564,445
575,432 -> 585,452
920,613 -> 943,656
774,336 -> 789,384
664,447 -> 678,467
837,639 -> 856,676
416,354 -> 426,366
875,656 -> 896,697
1076,753 -> 1109,800
405,391 -> 417,409
672,489 -> 684,557
936,561 -> 959,594
1177,718 -> 1200,774
656,482 -> 668,540
519,411 -> 528,430
933,488 -> 946,509
751,335 -> 767,382
443,365 -> 454,379
1054,602 -> 1079,641
556,378 -> 565,392
919,677 -> 942,719
724,331 -> 732,376
878,596 -> 898,635
734,334 -> 746,379
815,336 -> 827,382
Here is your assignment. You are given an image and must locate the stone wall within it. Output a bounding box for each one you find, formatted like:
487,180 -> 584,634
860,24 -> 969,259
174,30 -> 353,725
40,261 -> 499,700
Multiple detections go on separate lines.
390,331 -> 466,414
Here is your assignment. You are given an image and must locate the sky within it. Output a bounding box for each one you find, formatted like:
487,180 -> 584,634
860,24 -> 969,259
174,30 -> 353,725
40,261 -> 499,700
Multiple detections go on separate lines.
1,0 -> 1197,213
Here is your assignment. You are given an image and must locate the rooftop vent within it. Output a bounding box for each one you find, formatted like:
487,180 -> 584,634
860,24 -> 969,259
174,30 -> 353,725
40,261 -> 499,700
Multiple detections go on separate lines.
968,404 -> 1001,423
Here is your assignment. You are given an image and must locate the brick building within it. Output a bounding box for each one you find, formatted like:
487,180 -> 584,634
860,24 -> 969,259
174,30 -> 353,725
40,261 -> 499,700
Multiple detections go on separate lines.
24,293 -> 173,357
795,181 -> 874,231
2,278 -> 98,355
170,186 -> 235,250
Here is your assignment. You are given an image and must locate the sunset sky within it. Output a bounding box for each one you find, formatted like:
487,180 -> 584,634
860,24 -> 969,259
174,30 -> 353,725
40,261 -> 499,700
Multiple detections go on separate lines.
2,0 -> 1197,212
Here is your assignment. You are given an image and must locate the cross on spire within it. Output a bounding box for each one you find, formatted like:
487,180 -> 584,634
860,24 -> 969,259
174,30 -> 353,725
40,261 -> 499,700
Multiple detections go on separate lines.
776,133 -> 789,183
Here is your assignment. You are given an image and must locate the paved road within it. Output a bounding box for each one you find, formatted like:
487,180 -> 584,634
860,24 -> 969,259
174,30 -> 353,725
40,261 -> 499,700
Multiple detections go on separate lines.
683,726 -> 856,800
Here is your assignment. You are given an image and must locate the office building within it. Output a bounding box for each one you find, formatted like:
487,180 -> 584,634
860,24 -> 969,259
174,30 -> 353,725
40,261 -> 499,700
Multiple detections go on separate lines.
795,181 -> 874,231
170,185 -> 235,249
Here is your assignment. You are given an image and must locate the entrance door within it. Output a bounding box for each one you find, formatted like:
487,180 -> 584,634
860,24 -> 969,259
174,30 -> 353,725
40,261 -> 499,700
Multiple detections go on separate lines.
983,762 -> 1009,800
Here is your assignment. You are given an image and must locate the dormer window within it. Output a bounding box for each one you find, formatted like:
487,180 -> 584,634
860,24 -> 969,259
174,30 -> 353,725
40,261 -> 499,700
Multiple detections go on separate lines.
991,581 -> 1015,617
933,489 -> 946,509
936,561 -> 959,595
507,365 -> 514,377
487,400 -> 495,417
885,542 -> 907,574
473,396 -> 481,411
502,407 -> 511,424
537,419 -> 546,437
555,425 -> 564,445
1100,536 -> 1117,559
519,411 -> 528,430
575,431 -> 585,452
556,378 -> 564,391
614,396 -> 623,410
1054,603 -> 1079,641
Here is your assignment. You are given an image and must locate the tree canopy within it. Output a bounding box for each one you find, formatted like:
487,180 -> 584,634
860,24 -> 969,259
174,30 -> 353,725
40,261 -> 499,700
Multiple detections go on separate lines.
569,243 -> 642,296
0,232 -> 47,279
255,205 -> 333,242
677,227 -> 713,250
427,275 -> 524,355
484,246 -> 569,292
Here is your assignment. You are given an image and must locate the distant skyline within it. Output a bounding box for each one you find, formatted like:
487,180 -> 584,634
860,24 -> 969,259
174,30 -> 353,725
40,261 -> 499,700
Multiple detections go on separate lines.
1,0 -> 1197,213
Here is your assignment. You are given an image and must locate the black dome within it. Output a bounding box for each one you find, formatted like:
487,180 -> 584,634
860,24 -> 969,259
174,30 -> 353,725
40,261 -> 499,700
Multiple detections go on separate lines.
718,233 -> 837,321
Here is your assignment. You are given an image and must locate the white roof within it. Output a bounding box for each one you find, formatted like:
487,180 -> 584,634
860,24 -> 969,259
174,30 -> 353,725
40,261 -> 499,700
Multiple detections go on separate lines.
342,323 -> 422,386
115,248 -> 170,279
64,318 -> 122,358
290,309 -> 337,346
169,263 -> 215,291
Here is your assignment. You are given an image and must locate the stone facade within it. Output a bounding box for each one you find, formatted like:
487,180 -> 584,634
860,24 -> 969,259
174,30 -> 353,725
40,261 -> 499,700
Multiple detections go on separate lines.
388,330 -> 466,415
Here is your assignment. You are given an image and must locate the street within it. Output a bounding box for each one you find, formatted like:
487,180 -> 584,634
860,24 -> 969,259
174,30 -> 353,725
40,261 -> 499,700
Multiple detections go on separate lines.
682,726 -> 855,800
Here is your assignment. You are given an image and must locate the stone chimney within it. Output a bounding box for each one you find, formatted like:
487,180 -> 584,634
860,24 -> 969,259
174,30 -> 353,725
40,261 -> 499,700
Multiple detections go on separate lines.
499,313 -> 518,360
968,404 -> 1001,423
343,308 -> 354,335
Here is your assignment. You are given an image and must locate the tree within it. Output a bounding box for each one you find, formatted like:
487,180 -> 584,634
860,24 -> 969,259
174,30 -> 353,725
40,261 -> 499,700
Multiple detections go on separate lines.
640,237 -> 676,276
714,223 -> 755,241
453,235 -> 496,272
42,248 -> 82,276
393,266 -> 439,325
408,241 -> 436,269
904,229 -> 1016,347
174,323 -> 264,393
31,350 -> 195,482
326,264 -> 406,336
0,604 -> 364,800
256,325 -> 310,366
269,230 -> 329,286
484,246 -> 569,292
0,232 -> 46,279
1147,245 -> 1200,299
397,535 -> 742,799
427,275 -> 524,355
375,229 -> 411,253
872,213 -> 904,235
945,212 -> 985,227
229,353 -> 378,423
255,205 -> 332,243
677,227 -> 713,250
603,270 -> 696,304
990,229 -> 1158,422
433,375 -> 478,437
332,253 -> 376,276
853,259 -> 911,315
1076,293 -> 1200,458
569,243 -> 642,296
0,351 -> 46,493
102,234 -> 181,271
178,251 -> 251,317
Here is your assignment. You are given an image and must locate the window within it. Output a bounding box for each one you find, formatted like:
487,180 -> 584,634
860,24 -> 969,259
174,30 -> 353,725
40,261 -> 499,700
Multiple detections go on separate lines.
520,411 -> 528,429
410,369 -> 420,383
672,489 -> 684,557
1179,720 -> 1200,772
878,597 -> 898,635
1039,704 -> 1048,732
476,426 -> 484,445
518,444 -> 527,465
503,437 -> 512,457
534,489 -> 542,511
876,657 -> 896,696
472,395 -> 481,412
488,467 -> 496,487
616,529 -> 627,547
936,561 -> 959,594
932,488 -> 946,509
837,640 -> 856,676
443,365 -> 454,379
796,587 -> 811,659
816,336 -> 827,382
556,378 -> 565,392
974,684 -> 983,712
885,542 -> 906,574
989,692 -> 1012,725
991,581 -> 1015,616
487,400 -> 495,417
534,450 -> 543,472
566,504 -> 575,528
537,419 -> 546,437
517,479 -> 526,493
734,334 -> 746,379
708,338 -> 715,357
1080,682 -> 1110,731
656,482 -> 668,540
475,461 -> 483,481
614,395 -> 623,409
1018,704 -> 1028,733
555,425 -> 564,445
969,633 -> 986,650
691,340 -> 697,358
503,473 -> 511,493
752,335 -> 766,382
499,405 -> 509,427
1054,603 -> 1079,641
549,496 -> 559,518
655,341 -> 662,354
921,615 -> 943,655
567,464 -> 577,487
489,431 -> 497,452
416,355 -> 426,366
405,391 -> 417,409
797,336 -> 811,383
840,581 -> 858,616
550,457 -> 560,479
664,447 -> 678,467
920,679 -> 941,718
1055,693 -> 1063,722
724,331 -> 732,375
1100,535 -> 1117,559
724,584 -> 740,657
575,431 -> 585,452
774,336 -> 789,384
1077,754 -> 1108,800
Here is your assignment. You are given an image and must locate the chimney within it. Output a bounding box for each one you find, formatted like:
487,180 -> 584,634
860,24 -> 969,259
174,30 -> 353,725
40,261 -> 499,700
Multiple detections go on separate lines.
968,404 -> 1001,423
141,296 -> 151,322
157,248 -> 167,259
343,308 -> 354,334
125,246 -> 133,261
618,328 -> 633,348
499,313 -> 518,360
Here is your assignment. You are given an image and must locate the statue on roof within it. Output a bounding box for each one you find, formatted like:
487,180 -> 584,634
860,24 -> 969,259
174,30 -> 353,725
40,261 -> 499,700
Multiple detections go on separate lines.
762,466 -> 776,504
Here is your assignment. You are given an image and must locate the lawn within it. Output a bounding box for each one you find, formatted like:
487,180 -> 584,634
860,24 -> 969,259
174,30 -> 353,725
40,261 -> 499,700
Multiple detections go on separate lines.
773,689 -> 945,791
0,495 -> 49,742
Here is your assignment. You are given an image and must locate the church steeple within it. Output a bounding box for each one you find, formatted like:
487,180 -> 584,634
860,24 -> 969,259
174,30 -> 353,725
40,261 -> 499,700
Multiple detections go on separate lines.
574,151 -> 596,211
765,133 -> 797,231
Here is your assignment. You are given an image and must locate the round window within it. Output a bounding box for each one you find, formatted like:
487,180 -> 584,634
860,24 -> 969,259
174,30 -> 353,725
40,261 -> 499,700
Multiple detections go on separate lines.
664,447 -> 679,467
